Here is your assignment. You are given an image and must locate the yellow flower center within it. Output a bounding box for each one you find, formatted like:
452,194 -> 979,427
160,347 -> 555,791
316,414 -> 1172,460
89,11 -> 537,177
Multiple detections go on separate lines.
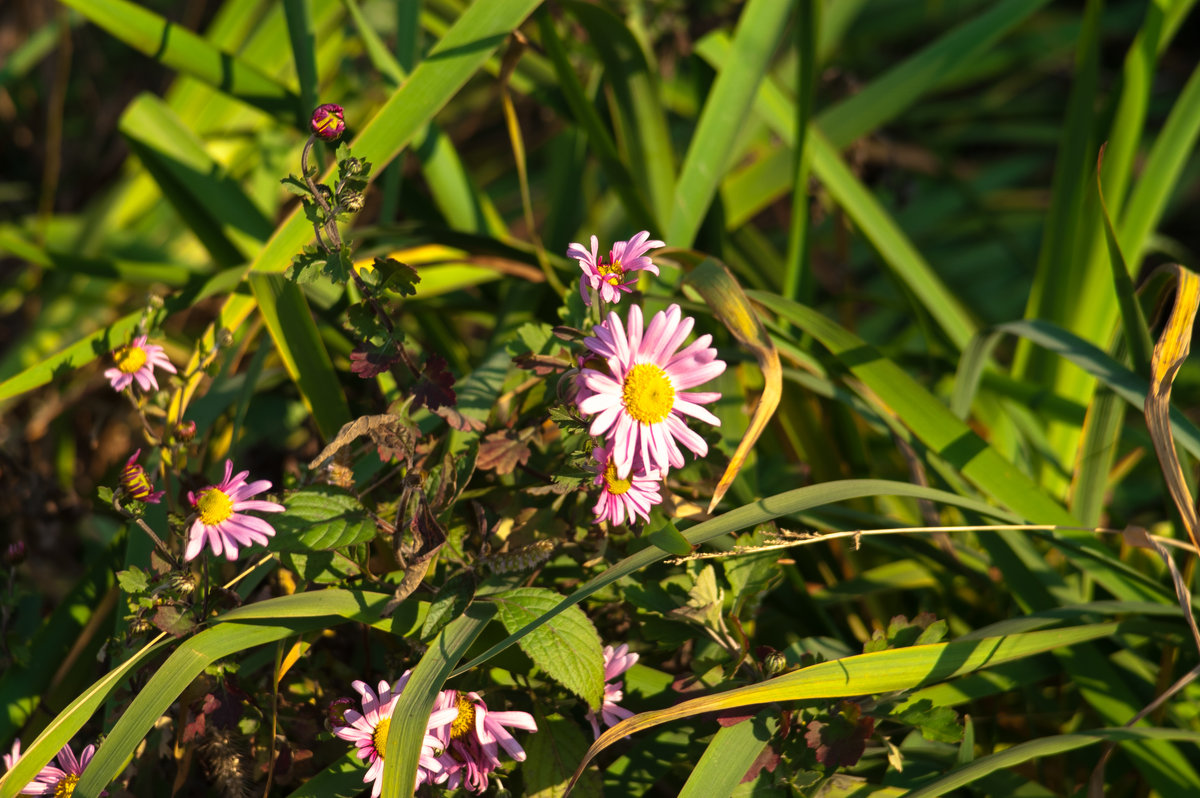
114,344 -> 147,374
450,693 -> 476,740
597,257 -> 623,286
54,774 -> 79,797
197,488 -> 234,526
622,363 -> 675,424
604,461 -> 632,495
372,716 -> 390,756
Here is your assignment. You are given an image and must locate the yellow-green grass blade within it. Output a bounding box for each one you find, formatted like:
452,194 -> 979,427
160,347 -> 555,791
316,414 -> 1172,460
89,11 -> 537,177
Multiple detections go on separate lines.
665,0 -> 791,247
454,479 -> 1024,678
63,590 -> 400,797
906,727 -> 1200,798
0,227 -> 199,287
58,0 -> 300,122
677,711 -> 777,798
382,604 -> 494,798
562,0 -> 675,227
535,9 -> 657,232
119,93 -> 272,265
783,0 -> 818,305
0,634 -> 170,798
573,624 -> 1117,786
249,274 -> 351,441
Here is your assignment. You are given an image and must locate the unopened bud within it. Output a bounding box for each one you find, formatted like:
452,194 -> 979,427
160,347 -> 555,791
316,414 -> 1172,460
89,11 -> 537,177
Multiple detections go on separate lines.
4,541 -> 26,567
327,697 -> 355,729
217,328 -> 234,348
342,157 -> 363,176
176,420 -> 197,442
120,449 -> 164,504
341,192 -> 365,213
310,103 -> 345,141
763,650 -> 787,677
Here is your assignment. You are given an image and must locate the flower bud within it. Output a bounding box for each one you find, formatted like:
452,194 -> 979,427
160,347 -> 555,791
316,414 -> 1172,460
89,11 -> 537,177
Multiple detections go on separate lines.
4,541 -> 26,567
342,157 -> 363,176
763,649 -> 787,677
327,697 -> 355,729
310,103 -> 345,141
120,449 -> 164,504
341,192 -> 365,213
176,420 -> 197,442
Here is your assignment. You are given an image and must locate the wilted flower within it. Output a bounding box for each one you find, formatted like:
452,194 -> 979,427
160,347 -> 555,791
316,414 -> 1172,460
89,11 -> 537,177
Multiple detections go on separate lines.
331,673 -> 448,796
427,690 -> 537,794
590,444 -> 661,526
569,231 -> 663,304
103,335 -> 176,392
120,448 -> 164,504
310,103 -> 345,140
12,741 -> 98,796
578,304 -> 725,477
585,643 -> 639,737
184,460 -> 284,562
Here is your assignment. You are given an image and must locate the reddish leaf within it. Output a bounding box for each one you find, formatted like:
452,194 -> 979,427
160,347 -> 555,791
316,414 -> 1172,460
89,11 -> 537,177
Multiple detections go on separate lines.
476,430 -> 531,475
412,353 -> 456,411
349,346 -> 401,379
741,743 -> 781,783
805,702 -> 875,769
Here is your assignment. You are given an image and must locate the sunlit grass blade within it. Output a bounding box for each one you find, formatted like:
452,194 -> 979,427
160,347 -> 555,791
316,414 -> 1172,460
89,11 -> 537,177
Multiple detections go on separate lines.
683,258 -> 781,511
382,604 -> 493,798
1096,144 -> 1152,375
571,624 -> 1117,789
281,754 -> 365,797
248,274 -> 352,441
1143,264 -> 1200,553
666,0 -> 791,246
677,711 -> 777,798
58,0 -> 300,122
454,479 -> 1024,677
72,590 -> 395,796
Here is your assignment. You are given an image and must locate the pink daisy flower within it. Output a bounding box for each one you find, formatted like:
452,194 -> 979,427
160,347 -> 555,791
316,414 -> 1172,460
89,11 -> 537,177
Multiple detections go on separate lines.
120,449 -> 164,504
427,690 -> 538,794
585,643 -> 639,737
12,741 -> 97,796
591,444 -> 662,526
103,335 -> 176,392
331,674 -> 448,796
578,304 -> 725,477
184,460 -> 284,562
569,231 -> 664,304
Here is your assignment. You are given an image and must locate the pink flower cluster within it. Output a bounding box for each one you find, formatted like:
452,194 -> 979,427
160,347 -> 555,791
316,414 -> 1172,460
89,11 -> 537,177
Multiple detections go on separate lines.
565,234 -> 727,526
331,672 -> 537,796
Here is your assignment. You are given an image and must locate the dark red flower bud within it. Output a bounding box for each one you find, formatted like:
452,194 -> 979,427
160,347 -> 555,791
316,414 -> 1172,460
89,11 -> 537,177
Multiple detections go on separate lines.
310,103 -> 345,141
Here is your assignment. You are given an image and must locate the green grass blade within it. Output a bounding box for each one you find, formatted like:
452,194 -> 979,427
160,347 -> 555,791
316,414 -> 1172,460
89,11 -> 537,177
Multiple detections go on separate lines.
58,0 -> 299,122
454,479 -> 1023,677
562,0 -> 675,226
382,604 -> 494,798
906,727 -> 1200,798
248,274 -> 351,441
783,0 -> 818,304
119,93 -> 272,265
677,711 -> 777,798
816,0 -> 1052,149
535,10 -> 656,232
666,0 -> 791,246
284,0 -> 320,117
281,754 -> 366,797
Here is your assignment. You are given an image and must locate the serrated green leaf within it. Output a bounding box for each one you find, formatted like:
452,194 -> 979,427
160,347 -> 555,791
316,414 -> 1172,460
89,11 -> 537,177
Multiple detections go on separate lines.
492,587 -> 604,708
894,699 -> 962,744
271,486 -> 377,551
116,567 -> 149,594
